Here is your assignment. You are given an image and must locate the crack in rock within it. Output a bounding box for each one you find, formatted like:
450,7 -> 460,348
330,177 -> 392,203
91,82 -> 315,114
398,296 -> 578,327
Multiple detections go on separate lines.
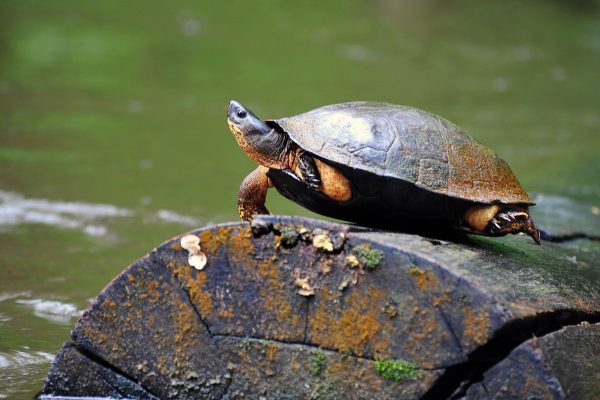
73,344 -> 160,399
420,309 -> 600,400
212,334 -> 385,364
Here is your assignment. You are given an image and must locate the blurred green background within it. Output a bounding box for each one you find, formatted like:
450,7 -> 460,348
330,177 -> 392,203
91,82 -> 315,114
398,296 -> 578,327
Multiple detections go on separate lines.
0,0 -> 599,397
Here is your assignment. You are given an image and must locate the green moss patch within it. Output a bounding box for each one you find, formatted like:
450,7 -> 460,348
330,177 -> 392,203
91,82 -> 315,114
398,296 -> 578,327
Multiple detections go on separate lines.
374,358 -> 419,381
351,243 -> 384,270
309,350 -> 328,376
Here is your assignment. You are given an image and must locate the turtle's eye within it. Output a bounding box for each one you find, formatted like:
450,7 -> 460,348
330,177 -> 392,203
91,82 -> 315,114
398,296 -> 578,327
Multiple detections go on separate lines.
236,109 -> 247,119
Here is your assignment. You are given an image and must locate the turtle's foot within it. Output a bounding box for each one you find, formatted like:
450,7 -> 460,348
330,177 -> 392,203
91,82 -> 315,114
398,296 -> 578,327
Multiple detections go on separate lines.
489,210 -> 541,245
238,203 -> 270,222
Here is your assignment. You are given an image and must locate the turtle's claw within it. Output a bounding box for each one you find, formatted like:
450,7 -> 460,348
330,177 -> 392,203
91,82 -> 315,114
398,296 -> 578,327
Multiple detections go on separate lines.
238,203 -> 270,222
488,210 -> 541,245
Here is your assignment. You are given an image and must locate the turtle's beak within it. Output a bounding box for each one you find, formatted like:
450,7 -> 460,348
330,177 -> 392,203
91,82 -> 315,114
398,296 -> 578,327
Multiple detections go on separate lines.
229,100 -> 242,109
226,100 -> 268,138
227,100 -> 244,121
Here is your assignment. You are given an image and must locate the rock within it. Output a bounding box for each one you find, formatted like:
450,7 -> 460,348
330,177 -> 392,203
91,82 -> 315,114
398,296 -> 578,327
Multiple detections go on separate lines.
531,193 -> 600,240
42,342 -> 158,399
40,196 -> 600,399
462,322 -> 600,399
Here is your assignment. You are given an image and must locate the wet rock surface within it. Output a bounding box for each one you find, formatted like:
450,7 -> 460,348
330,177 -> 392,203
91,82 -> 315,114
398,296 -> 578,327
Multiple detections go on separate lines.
40,197 -> 600,399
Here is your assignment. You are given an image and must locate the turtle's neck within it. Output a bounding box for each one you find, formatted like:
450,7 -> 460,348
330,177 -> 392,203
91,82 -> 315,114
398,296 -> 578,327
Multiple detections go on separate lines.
252,128 -> 294,169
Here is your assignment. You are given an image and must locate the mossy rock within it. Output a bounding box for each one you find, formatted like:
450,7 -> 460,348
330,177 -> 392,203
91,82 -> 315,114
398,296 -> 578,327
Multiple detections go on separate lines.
40,196 -> 600,399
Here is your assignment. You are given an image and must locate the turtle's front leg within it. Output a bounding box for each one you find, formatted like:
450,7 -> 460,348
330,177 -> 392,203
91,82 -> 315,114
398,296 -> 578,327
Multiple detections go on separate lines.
237,166 -> 272,221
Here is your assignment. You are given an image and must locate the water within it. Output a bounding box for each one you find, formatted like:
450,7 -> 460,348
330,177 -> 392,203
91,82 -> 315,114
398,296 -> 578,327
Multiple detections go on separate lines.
1,0 -> 599,397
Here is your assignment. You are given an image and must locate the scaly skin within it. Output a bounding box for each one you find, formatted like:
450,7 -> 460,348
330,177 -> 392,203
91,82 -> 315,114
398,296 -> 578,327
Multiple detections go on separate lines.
237,166 -> 272,221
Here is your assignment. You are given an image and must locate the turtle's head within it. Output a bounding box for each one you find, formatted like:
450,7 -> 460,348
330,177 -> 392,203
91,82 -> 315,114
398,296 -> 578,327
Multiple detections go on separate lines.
227,100 -> 266,136
227,100 -> 290,169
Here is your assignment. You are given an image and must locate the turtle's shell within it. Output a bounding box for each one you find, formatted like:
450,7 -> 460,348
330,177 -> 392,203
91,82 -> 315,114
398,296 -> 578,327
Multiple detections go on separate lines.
272,102 -> 533,205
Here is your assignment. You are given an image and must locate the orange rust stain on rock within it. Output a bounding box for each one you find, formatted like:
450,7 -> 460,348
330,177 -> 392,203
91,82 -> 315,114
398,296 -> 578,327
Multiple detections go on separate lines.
264,343 -> 279,362
102,298 -> 117,309
199,226 -> 254,268
170,262 -> 189,283
167,298 -> 211,383
199,227 -> 232,254
256,259 -> 296,329
81,323 -> 110,350
101,298 -> 119,319
463,307 -> 490,346
291,313 -> 302,328
219,308 -> 234,319
289,355 -> 301,373
164,260 -> 176,272
408,266 -> 439,292
276,300 -> 293,322
79,266 -> 220,386
258,259 -> 280,280
412,312 -> 438,341
433,289 -> 451,307
326,356 -> 357,379
228,226 -> 255,264
143,279 -> 162,305
173,301 -> 195,345
166,256 -> 215,320
309,288 -> 387,356
423,313 -> 436,334
188,271 -> 213,317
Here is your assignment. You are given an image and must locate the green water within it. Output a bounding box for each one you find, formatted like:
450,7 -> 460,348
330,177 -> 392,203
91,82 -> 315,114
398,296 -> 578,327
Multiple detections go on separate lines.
0,0 -> 599,397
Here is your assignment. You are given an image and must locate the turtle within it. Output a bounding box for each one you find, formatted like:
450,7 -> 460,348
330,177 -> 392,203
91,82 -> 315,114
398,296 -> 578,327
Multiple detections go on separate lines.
227,100 -> 541,244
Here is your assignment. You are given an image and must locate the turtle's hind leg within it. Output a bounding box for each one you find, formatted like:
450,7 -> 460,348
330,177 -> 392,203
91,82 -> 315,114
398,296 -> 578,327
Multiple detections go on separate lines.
489,209 -> 541,245
462,204 -> 541,244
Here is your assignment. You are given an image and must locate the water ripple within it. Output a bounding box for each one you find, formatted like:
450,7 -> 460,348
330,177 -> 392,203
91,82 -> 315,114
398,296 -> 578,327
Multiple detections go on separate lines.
0,190 -> 133,237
